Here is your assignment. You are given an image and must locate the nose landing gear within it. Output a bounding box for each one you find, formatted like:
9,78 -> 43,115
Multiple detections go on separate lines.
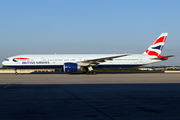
15,71 -> 18,75
12,68 -> 18,75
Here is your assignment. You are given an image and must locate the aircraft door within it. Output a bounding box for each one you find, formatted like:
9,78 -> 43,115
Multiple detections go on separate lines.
41,57 -> 47,62
139,57 -> 142,63
16,60 -> 20,65
78,57 -> 82,61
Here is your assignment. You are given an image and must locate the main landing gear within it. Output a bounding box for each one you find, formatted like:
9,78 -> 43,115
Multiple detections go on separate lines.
84,66 -> 96,75
86,71 -> 96,75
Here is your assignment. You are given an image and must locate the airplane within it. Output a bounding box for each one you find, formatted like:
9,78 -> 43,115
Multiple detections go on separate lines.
138,66 -> 153,71
2,33 -> 175,75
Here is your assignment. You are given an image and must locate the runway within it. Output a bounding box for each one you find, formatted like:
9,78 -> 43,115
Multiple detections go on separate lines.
0,73 -> 180,120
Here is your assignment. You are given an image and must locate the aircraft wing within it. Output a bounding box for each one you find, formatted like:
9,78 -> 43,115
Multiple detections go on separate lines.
152,55 -> 176,60
77,54 -> 128,66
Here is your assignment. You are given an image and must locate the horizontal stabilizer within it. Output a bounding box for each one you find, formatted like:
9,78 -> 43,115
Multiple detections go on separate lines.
151,55 -> 176,60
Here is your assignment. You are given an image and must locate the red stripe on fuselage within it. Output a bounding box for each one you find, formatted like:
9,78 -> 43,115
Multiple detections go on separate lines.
13,58 -> 29,60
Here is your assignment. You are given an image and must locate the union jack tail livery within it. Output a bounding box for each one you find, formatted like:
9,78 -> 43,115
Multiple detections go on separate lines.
143,33 -> 168,57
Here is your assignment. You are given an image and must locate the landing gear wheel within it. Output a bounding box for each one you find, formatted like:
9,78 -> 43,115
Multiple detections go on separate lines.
15,72 -> 18,75
86,71 -> 96,75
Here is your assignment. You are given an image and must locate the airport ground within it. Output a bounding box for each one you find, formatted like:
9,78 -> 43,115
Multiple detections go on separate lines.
0,73 -> 180,120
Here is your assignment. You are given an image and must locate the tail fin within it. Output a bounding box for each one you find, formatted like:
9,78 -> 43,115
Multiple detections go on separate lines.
143,33 -> 168,57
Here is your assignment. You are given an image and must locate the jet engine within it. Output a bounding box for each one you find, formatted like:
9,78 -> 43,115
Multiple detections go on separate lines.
63,63 -> 78,72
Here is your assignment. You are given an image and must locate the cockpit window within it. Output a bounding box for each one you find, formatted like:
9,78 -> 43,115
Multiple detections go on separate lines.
5,59 -> 9,61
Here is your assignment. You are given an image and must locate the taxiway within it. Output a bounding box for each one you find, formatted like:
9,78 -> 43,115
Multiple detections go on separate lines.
0,73 -> 180,120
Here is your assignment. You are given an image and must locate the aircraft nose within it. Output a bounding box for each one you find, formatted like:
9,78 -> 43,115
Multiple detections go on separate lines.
2,61 -> 6,66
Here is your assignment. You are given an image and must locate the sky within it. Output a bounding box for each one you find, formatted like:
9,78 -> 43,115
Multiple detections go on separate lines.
0,0 -> 180,67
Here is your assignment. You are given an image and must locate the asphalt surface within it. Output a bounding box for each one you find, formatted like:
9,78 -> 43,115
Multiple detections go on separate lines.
0,73 -> 180,120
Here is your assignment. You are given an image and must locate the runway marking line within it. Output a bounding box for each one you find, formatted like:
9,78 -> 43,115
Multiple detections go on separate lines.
0,83 -> 15,90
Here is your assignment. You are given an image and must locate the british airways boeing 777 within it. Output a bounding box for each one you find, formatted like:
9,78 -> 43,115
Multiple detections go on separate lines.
2,33 -> 175,74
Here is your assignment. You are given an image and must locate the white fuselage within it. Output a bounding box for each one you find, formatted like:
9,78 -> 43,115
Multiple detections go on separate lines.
2,54 -> 161,69
2,33 -> 173,73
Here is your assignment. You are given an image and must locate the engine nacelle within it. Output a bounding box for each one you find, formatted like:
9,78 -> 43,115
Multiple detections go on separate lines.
63,63 -> 78,73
